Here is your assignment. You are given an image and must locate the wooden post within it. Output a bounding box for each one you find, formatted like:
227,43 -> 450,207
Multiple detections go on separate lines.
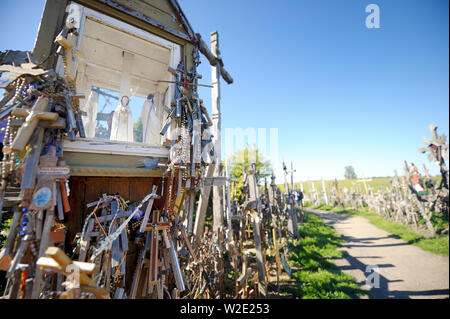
139,185 -> 158,233
283,162 -> 298,238
211,31 -> 224,234
251,211 -> 266,297
31,207 -> 55,299
334,179 -> 345,209
148,210 -> 161,290
225,159 -> 232,240
272,228 -> 281,291
193,162 -> 215,243
322,178 -> 328,205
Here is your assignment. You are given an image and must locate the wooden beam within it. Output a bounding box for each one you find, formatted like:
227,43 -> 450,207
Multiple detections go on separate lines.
193,162 -> 215,243
72,0 -> 190,45
44,247 -> 109,298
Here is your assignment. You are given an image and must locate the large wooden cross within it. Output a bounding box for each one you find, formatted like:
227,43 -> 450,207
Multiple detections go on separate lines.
10,97 -> 58,152
283,162 -> 298,238
36,246 -> 109,299
144,210 -> 169,290
356,178 -> 372,194
193,31 -> 233,239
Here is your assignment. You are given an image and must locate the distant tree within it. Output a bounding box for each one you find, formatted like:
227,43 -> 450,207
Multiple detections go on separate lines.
344,166 -> 357,180
228,145 -> 272,204
134,119 -> 143,143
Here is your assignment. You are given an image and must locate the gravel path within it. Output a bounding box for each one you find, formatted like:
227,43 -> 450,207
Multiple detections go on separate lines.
304,208 -> 449,299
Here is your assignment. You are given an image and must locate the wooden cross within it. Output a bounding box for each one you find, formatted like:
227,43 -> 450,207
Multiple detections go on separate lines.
282,162 -> 298,238
271,228 -> 283,291
235,254 -> 252,298
250,211 -> 267,297
36,246 -> 109,299
138,185 -> 158,233
179,225 -> 197,261
245,213 -> 253,239
356,178 -> 372,194
145,210 -> 169,290
130,232 -> 149,299
28,149 -> 70,212
199,30 -> 234,236
9,97 -> 58,152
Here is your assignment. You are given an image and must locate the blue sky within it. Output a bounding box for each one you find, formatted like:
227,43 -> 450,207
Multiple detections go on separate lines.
1,0 -> 448,182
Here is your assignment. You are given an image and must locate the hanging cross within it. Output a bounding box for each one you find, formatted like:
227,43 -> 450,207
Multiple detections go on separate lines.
157,162 -> 187,214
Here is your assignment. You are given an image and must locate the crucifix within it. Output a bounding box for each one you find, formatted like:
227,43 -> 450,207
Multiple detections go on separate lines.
9,96 -> 58,152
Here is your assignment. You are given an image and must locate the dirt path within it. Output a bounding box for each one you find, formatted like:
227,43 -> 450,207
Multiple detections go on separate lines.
304,208 -> 449,299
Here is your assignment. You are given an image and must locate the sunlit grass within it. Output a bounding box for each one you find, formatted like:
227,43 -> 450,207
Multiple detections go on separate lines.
288,213 -> 368,299
311,205 -> 449,256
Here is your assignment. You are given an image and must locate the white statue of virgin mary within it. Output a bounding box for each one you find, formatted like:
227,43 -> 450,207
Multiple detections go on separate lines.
141,93 -> 160,144
110,95 -> 134,142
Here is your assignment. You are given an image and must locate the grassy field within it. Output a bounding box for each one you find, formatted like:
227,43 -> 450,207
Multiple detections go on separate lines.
284,212 -> 368,299
278,176 -> 442,194
309,204 -> 449,256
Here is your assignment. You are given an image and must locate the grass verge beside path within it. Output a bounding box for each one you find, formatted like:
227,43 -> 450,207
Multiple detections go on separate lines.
284,212 -> 368,299
310,204 -> 449,256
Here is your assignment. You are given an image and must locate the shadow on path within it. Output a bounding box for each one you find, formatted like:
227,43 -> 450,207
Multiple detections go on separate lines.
304,208 -> 450,299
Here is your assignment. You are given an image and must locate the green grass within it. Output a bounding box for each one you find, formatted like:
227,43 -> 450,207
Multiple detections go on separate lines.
311,204 -> 449,256
287,212 -> 368,299
278,176 -> 441,194
0,217 -> 12,249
